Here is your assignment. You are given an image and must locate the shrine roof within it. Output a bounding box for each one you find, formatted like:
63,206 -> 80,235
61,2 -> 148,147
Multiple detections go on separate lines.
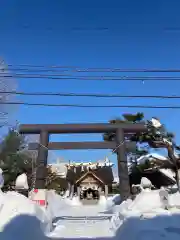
66,165 -> 114,185
76,171 -> 105,184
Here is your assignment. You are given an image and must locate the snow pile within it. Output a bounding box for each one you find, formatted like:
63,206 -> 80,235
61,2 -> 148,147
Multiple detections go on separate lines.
15,173 -> 29,190
47,191 -> 82,218
127,189 -> 165,214
110,183 -> 180,239
98,194 -> 121,212
141,177 -> 153,189
110,199 -> 133,231
108,194 -> 121,205
0,191 -> 52,234
46,190 -> 65,218
98,196 -> 107,205
169,192 -> 180,208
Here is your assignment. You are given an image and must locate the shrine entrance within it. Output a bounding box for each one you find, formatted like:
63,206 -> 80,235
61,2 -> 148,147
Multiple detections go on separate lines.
19,122 -> 146,202
82,188 -> 99,200
77,171 -> 104,201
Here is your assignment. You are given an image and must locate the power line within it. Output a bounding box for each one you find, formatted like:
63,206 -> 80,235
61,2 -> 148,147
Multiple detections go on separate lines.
6,65 -> 180,72
5,67 -> 180,74
2,74 -> 180,81
1,101 -> 180,109
7,64 -> 79,69
2,91 -> 180,99
5,66 -> 180,76
73,69 -> 180,73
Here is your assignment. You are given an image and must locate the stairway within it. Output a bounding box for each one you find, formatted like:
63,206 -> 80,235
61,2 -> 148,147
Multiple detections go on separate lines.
51,216 -> 114,238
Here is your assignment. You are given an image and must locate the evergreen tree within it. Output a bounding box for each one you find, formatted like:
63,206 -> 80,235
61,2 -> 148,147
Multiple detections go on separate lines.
104,112 -> 180,190
0,128 -> 62,192
0,128 -> 33,190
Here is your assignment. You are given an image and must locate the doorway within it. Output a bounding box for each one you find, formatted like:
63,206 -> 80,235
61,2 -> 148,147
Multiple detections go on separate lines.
81,188 -> 99,200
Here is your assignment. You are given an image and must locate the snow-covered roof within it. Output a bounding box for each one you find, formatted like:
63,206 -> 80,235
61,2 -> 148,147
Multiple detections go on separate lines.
136,153 -> 168,165
65,161 -> 114,168
158,168 -> 175,182
48,163 -> 67,178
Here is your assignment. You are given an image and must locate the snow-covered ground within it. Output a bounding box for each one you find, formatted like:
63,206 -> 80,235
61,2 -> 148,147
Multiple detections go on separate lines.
46,187 -> 180,239
1,183 -> 180,239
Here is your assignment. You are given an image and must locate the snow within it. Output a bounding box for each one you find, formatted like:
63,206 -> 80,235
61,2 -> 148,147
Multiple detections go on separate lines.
1,190 -> 180,240
2,170 -> 180,239
105,194 -> 121,209
0,168 -> 4,188
46,183 -> 180,239
15,173 -> 29,190
0,191 -> 52,233
98,195 -> 107,205
0,171 -> 52,240
65,196 -> 82,206
141,177 -> 153,188
113,190 -> 180,240
159,169 -> 175,182
136,153 -> 169,165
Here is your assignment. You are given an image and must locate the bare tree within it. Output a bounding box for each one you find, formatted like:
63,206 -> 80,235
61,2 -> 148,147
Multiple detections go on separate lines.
0,59 -> 17,129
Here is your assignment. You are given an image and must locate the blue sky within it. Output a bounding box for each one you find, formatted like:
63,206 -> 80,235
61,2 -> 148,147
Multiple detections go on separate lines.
1,0 -> 180,171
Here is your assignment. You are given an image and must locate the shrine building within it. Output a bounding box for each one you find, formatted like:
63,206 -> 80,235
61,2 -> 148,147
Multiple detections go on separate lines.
65,160 -> 114,200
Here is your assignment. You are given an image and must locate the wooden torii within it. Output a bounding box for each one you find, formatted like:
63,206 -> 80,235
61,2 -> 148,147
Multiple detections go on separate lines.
19,122 -> 146,201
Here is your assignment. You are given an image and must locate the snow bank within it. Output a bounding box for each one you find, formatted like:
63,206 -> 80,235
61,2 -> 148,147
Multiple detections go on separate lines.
110,199 -> 133,231
125,189 -> 165,214
108,194 -> 121,205
98,194 -> 121,212
111,188 -> 180,239
47,191 -> 82,218
0,191 -> 52,234
46,190 -> 68,219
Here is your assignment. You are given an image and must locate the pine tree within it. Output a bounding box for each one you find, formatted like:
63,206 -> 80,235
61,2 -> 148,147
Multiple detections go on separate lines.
104,112 -> 180,191
0,128 -> 32,190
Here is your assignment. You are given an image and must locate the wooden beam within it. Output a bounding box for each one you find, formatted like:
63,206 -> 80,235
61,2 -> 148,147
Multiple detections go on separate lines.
28,141 -> 136,150
19,123 -> 146,134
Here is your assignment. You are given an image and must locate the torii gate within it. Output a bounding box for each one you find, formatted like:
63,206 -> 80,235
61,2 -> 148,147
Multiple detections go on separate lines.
19,122 -> 146,201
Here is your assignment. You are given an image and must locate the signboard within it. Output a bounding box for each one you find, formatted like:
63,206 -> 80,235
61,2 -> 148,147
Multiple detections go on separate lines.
29,189 -> 47,208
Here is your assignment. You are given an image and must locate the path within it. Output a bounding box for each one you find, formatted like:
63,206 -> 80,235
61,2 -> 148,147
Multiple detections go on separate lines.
48,204 -> 115,238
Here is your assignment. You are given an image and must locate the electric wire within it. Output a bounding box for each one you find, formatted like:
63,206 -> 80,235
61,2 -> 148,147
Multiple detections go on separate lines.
1,91 -> 180,99
2,74 -> 180,81
6,64 -> 180,72
1,101 -> 180,109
